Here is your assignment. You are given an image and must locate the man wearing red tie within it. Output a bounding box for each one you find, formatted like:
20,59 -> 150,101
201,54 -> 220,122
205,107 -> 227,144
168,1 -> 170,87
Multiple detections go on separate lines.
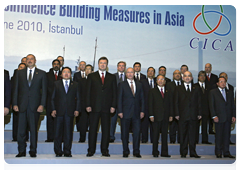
204,63 -> 218,135
86,57 -> 117,157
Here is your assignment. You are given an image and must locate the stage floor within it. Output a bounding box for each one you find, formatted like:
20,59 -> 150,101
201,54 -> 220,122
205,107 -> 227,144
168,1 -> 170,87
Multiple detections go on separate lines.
4,154 -> 236,164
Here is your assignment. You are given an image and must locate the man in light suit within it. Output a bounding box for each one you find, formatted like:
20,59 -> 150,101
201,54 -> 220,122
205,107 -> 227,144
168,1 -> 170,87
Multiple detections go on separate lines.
174,71 -> 202,158
209,77 -> 236,158
110,61 -> 126,143
86,57 -> 117,157
118,67 -> 145,158
13,54 -> 47,158
51,67 -> 80,157
149,74 -> 173,157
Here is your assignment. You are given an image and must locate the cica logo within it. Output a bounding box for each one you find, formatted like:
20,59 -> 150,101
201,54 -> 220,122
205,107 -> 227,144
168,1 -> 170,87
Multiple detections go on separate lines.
190,5 -> 233,51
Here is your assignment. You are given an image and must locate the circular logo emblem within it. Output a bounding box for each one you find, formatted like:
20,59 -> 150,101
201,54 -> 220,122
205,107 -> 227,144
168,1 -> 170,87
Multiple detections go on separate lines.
193,5 -> 231,36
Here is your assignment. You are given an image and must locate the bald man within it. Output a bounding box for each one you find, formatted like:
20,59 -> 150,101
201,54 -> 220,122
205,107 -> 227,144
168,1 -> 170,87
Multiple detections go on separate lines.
174,71 -> 202,158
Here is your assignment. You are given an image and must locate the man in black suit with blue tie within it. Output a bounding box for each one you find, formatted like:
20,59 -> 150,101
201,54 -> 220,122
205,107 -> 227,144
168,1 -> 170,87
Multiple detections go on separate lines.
51,67 -> 80,157
174,71 -> 202,158
86,57 -> 117,157
13,54 -> 47,158
118,67 -> 145,158
110,61 -> 126,143
133,62 -> 146,81
209,77 -> 236,158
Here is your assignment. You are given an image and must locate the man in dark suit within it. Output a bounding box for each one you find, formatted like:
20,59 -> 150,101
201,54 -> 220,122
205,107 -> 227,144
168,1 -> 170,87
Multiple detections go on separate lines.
73,61 -> 86,82
11,63 -> 27,141
194,71 -> 212,144
174,71 -> 202,158
149,74 -> 173,157
45,59 -> 62,142
209,77 -> 236,158
57,56 -> 65,72
167,70 -> 182,144
13,54 -> 47,157
118,67 -> 144,158
158,66 -> 171,84
51,67 -> 80,157
140,67 -> 155,143
76,64 -> 93,142
4,69 -> 11,116
110,61 -> 126,143
133,62 -> 146,81
205,63 -> 218,134
86,57 -> 117,157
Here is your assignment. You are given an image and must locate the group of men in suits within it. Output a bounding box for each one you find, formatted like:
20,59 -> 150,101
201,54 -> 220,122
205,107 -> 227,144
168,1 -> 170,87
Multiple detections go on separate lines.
4,55 -> 236,159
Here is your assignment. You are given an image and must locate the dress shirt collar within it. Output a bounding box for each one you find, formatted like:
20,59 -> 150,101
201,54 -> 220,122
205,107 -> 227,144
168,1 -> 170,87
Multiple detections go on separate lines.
174,80 -> 181,86
62,79 -> 70,86
198,81 -> 205,88
226,83 -> 229,90
157,85 -> 165,93
184,82 -> 191,91
98,70 -> 106,77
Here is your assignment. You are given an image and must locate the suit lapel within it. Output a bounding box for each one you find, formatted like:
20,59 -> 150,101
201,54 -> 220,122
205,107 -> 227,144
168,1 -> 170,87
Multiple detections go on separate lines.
67,80 -> 74,94
23,68 -> 29,87
216,88 -> 227,102
29,68 -> 38,87
125,81 -> 135,97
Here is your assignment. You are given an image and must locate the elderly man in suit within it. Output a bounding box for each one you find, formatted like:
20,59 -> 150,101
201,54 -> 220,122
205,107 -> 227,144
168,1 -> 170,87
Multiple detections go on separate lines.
118,67 -> 145,158
149,74 -> 173,158
174,71 -> 202,158
13,54 -> 47,158
110,61 -> 126,143
86,57 -> 117,157
209,77 -> 236,158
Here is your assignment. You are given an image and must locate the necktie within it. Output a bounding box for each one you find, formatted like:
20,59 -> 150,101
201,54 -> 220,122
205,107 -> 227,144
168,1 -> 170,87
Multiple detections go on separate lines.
136,73 -> 139,81
120,73 -> 123,82
222,89 -> 226,101
207,74 -> 210,81
82,72 -> 85,78
161,88 -> 164,98
101,72 -> 104,84
177,81 -> 180,86
130,81 -> 135,97
65,80 -> 69,93
28,70 -> 32,87
201,83 -> 205,94
186,85 -> 190,93
55,71 -> 58,80
150,80 -> 153,88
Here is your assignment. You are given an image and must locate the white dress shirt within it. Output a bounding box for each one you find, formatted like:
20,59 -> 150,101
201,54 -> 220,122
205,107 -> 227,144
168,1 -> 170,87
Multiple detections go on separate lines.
174,80 -> 181,86
98,70 -> 106,78
184,82 -> 191,91
127,79 -> 136,93
118,72 -> 125,81
81,71 -> 85,78
148,78 -> 154,88
27,67 -> 35,80
54,70 -> 59,76
62,79 -> 70,87
135,72 -> 141,80
198,81 -> 205,89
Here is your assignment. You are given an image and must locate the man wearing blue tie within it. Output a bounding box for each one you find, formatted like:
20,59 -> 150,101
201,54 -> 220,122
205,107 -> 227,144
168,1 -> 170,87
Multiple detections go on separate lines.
209,77 -> 236,158
51,67 -> 80,157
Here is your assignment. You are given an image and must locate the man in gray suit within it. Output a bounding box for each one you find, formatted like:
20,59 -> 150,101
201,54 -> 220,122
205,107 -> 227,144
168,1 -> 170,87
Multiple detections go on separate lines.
110,61 -> 126,143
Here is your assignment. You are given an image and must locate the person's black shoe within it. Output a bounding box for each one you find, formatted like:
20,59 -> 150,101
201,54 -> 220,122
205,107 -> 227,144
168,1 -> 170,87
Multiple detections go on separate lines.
230,141 -> 235,145
202,141 -> 212,144
64,154 -> 72,157
216,154 -> 222,158
190,154 -> 201,158
133,153 -> 142,158
209,131 -> 215,134
102,153 -> 110,157
170,141 -> 175,144
161,154 -> 171,158
153,154 -> 159,157
56,154 -> 62,157
123,154 -> 129,158
224,154 -> 235,158
181,155 -> 186,158
12,139 -> 17,142
16,152 -> 26,157
109,139 -> 115,143
142,140 -> 148,143
86,152 -> 94,157
45,139 -> 54,142
29,151 -> 36,158
78,140 -> 85,143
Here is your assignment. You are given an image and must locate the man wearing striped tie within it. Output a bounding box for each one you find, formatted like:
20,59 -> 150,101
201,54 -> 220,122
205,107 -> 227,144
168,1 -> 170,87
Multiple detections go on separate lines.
209,77 -> 236,159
